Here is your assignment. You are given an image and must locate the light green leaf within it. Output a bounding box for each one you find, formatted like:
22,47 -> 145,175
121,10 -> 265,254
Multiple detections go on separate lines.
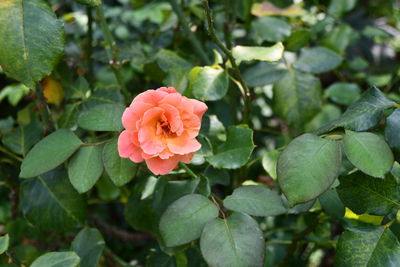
78,103 -> 124,131
200,213 -> 264,267
30,252 -> 80,267
20,129 -> 83,178
385,109 -> 400,149
20,169 -> 87,231
273,69 -> 322,129
75,0 -> 101,7
293,46 -> 343,74
68,146 -> 103,193
189,66 -> 229,101
159,194 -> 218,247
0,0 -> 64,88
71,228 -> 105,267
343,131 -> 393,178
102,138 -> 137,186
316,87 -> 395,134
207,126 -> 254,169
0,83 -> 29,106
337,172 -> 400,215
335,226 -> 400,267
232,43 -> 284,64
261,150 -> 280,180
0,234 -> 9,254
223,185 -> 286,216
277,134 -> 342,206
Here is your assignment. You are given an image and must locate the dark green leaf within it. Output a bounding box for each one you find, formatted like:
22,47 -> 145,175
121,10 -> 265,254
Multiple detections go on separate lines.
277,134 -> 342,206
223,185 -> 286,216
321,24 -> 358,53
20,129 -> 83,178
58,103 -> 79,129
251,17 -> 291,43
78,103 -> 124,131
102,138 -> 137,187
336,226 -> 400,267
343,131 -> 393,178
319,188 -> 345,219
324,83 -> 361,106
207,126 -> 254,169
328,0 -> 357,17
200,213 -> 264,267
2,120 -> 42,156
385,109 -> 400,149
204,166 -> 230,186
95,174 -> 120,201
243,62 -> 287,87
189,66 -> 229,101
71,228 -> 105,267
68,146 -> 103,193
337,172 -> 400,215
159,194 -> 218,247
293,46 -> 343,74
30,252 -> 80,267
273,70 -> 322,129
0,0 -> 64,87
20,169 -> 86,231
304,104 -> 341,132
316,87 -> 395,134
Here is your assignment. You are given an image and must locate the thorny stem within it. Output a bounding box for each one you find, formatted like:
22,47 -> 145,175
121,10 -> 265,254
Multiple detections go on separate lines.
202,0 -> 252,124
95,5 -> 129,98
35,84 -> 55,133
211,194 -> 227,219
86,6 -> 94,87
169,0 -> 210,65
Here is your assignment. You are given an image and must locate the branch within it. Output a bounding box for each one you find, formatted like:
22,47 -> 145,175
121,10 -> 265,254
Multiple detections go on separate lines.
169,0 -> 210,65
202,0 -> 252,124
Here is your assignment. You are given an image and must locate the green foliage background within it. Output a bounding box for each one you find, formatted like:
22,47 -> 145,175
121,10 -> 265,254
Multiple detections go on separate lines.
1,0 -> 400,266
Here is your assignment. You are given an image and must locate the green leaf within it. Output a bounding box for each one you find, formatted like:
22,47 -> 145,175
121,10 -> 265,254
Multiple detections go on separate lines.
223,185 -> 286,216
189,66 -> 229,101
68,146 -> 103,193
328,0 -> 357,17
319,188 -> 345,219
343,131 -> 394,178
243,62 -> 287,87
232,43 -> 284,64
30,252 -> 80,267
277,134 -> 342,206
321,23 -> 358,53
75,0 -> 102,7
159,194 -> 218,247
71,228 -> 105,267
200,213 -> 264,267
324,83 -> 361,106
207,126 -> 254,169
316,87 -> 395,134
0,83 -> 29,106
102,138 -> 137,187
20,129 -> 83,178
335,226 -> 400,267
385,109 -> 400,149
293,46 -> 343,74
0,0 -> 64,88
20,169 -> 87,231
58,103 -> 79,129
77,103 -> 124,131
304,104 -> 341,132
273,69 -> 322,129
0,234 -> 9,254
261,150 -> 280,180
251,17 -> 291,43
337,172 -> 400,215
2,120 -> 43,156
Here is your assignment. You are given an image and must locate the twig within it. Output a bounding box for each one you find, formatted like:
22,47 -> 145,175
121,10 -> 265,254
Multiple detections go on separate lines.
169,0 -> 210,65
266,240 -> 337,246
35,84 -> 55,133
81,139 -> 112,147
202,0 -> 252,124
95,5 -> 129,98
86,6 -> 94,87
0,146 -> 22,162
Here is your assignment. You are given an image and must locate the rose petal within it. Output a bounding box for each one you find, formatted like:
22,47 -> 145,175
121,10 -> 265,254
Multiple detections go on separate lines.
131,90 -> 168,106
159,103 -> 183,135
157,87 -> 177,94
118,130 -> 143,162
122,103 -> 153,131
167,133 -> 201,154
145,155 -> 180,175
138,107 -> 166,155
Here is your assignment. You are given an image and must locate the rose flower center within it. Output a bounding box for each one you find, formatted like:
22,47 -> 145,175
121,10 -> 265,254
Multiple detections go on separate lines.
156,119 -> 175,137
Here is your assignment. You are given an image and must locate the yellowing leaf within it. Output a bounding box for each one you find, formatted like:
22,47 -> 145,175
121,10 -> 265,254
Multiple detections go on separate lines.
344,208 -> 383,225
232,43 -> 284,64
251,2 -> 305,17
41,77 -> 64,106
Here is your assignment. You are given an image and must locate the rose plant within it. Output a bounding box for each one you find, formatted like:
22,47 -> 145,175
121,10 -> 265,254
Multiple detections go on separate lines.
0,0 -> 400,266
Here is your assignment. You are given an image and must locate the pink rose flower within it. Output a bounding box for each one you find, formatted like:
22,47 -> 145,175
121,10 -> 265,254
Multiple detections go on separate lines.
118,87 -> 208,175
